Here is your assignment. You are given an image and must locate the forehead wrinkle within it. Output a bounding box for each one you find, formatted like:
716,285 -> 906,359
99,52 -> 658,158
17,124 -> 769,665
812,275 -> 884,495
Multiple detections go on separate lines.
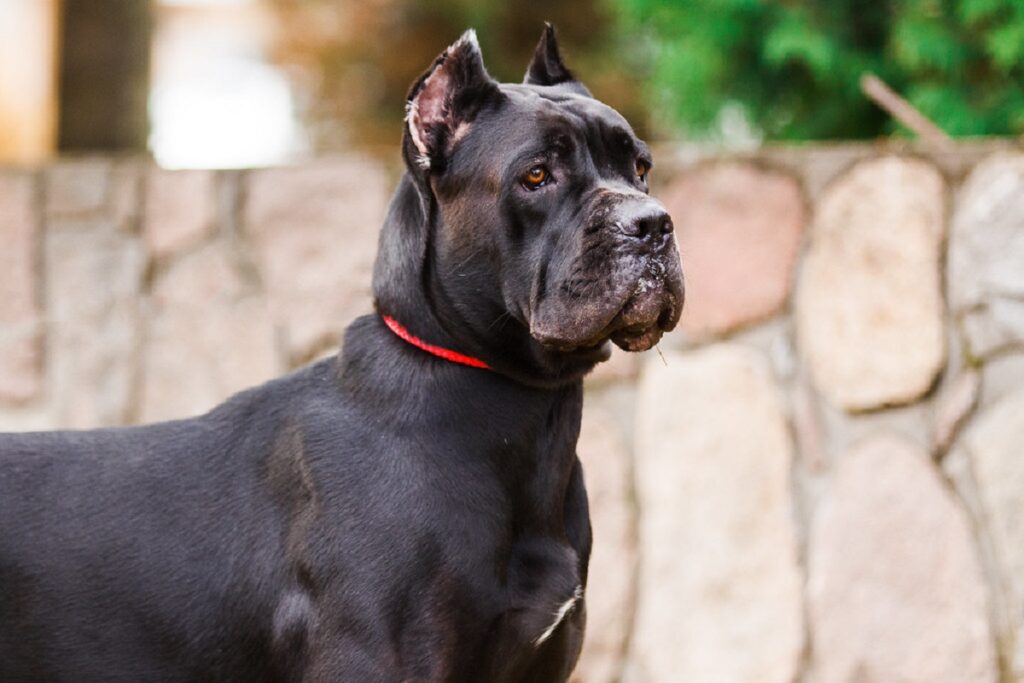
581,117 -> 638,173
492,84 -> 648,183
503,83 -> 631,130
605,123 -> 651,164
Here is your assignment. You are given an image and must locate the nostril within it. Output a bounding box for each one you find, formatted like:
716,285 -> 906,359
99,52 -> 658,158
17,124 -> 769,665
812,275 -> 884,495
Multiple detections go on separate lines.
630,213 -> 672,240
617,210 -> 673,241
636,216 -> 656,239
638,215 -> 663,239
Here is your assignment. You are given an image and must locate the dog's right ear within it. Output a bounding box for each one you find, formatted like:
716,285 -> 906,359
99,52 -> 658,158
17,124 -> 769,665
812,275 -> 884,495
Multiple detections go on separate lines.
523,24 -> 592,96
405,30 -> 502,173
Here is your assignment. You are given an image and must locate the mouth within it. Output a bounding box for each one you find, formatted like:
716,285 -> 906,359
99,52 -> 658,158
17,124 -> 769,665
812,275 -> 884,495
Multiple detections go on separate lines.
607,305 -> 677,352
604,279 -> 681,352
530,268 -> 683,354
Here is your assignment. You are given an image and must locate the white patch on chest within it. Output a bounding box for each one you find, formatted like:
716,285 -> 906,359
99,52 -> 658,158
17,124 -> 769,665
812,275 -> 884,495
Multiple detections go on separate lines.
533,584 -> 583,647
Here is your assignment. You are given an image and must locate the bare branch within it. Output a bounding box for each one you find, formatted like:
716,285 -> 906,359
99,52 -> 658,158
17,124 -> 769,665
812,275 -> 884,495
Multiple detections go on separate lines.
860,73 -> 954,150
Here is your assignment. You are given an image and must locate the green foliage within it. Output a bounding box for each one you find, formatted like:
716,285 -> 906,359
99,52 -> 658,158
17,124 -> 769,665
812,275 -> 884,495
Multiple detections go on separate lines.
614,0 -> 1024,140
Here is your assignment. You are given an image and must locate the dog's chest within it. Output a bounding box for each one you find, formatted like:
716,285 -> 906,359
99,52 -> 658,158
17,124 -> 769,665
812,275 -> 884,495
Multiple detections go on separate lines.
503,535 -> 583,646
434,530 -> 584,682
392,456 -> 587,678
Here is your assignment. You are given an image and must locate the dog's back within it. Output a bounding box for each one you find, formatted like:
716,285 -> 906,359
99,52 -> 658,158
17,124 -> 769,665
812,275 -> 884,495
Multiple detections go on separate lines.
0,358 -> 343,681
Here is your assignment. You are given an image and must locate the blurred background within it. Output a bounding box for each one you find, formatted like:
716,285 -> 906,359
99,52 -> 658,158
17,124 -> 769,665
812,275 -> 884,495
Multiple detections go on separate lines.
3,0 -> 1024,166
2,1 -> 1024,682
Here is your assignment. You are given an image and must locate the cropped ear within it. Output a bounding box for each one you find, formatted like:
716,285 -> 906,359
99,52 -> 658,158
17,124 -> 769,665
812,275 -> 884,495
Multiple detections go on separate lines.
524,24 -> 591,96
405,30 -> 502,173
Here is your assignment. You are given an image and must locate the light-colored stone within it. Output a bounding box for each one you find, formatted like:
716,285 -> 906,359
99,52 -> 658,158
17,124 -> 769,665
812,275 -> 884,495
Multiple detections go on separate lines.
0,404 -> 58,433
761,144 -> 877,199
663,162 -> 805,336
572,404 -> 636,683
245,158 -> 389,362
808,435 -> 996,683
932,368 -> 981,455
45,228 -> 145,428
817,394 -> 933,461
980,352 -> 1024,407
940,440 -> 1017,675
793,379 -> 827,472
955,388 -> 1024,678
626,344 -> 803,683
45,158 -> 111,217
144,168 -> 217,258
949,153 -> 1024,358
141,243 -> 281,423
109,160 -> 143,232
0,172 -> 43,404
796,156 -> 946,411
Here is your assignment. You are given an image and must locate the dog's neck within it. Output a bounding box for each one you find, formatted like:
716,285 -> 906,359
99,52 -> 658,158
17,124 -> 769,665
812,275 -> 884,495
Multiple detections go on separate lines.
381,314 -> 491,369
372,173 -> 604,389
338,314 -> 584,526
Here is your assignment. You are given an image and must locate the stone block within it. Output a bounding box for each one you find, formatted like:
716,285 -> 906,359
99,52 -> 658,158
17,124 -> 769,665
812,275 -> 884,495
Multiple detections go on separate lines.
572,404 -> 636,683
953,388 -> 1024,678
663,162 -> 805,336
808,435 -> 996,683
45,158 -> 112,217
0,172 -> 43,404
948,153 -> 1024,359
796,156 -> 946,411
626,344 -> 803,683
144,168 -> 217,259
245,158 -> 389,362
45,227 -> 144,427
140,242 -> 281,423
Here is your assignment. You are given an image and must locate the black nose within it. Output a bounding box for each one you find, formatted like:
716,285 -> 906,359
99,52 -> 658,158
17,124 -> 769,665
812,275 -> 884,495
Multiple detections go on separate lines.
622,210 -> 674,242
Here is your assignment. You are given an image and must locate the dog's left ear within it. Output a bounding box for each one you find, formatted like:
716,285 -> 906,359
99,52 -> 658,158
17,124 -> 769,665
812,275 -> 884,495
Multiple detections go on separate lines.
523,24 -> 592,96
405,30 -> 502,172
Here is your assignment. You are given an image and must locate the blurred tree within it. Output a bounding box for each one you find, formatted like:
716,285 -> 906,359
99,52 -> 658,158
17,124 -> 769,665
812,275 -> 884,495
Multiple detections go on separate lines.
615,0 -> 1024,140
268,0 -> 648,156
58,0 -> 152,152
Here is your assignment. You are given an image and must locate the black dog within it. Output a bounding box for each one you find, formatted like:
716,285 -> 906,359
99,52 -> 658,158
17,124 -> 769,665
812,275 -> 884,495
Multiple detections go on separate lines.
0,26 -> 683,682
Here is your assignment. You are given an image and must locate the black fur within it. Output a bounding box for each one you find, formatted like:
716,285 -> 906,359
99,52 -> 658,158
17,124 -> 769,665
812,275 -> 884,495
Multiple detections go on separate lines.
0,26 -> 682,682
523,24 -> 591,97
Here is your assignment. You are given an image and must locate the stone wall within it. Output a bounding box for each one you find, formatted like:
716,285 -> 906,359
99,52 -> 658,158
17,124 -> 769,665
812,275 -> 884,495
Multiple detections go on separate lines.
2,142 -> 1023,681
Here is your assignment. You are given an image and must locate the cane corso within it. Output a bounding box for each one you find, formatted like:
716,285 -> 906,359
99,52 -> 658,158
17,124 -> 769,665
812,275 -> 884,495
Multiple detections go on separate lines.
0,26 -> 683,682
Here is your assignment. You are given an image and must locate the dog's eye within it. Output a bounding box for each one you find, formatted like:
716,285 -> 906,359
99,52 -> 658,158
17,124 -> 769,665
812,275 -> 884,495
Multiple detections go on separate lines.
523,165 -> 549,189
636,160 -> 649,181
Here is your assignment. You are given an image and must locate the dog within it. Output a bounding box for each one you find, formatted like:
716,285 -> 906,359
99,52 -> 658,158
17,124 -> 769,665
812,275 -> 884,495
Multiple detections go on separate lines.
0,25 -> 683,682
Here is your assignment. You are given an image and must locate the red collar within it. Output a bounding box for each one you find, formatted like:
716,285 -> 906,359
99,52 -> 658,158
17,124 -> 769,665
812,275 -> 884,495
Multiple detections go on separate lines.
382,315 -> 490,370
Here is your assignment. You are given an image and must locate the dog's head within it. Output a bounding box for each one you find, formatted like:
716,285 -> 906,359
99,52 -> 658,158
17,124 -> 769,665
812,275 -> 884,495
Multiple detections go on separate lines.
375,26 -> 684,381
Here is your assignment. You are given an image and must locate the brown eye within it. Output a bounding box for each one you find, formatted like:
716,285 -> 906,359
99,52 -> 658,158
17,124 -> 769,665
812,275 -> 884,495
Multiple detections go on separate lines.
636,160 -> 649,180
524,165 -> 548,188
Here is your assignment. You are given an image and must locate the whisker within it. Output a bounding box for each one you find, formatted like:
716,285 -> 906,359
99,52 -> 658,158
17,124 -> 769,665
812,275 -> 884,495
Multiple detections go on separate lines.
487,310 -> 514,331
